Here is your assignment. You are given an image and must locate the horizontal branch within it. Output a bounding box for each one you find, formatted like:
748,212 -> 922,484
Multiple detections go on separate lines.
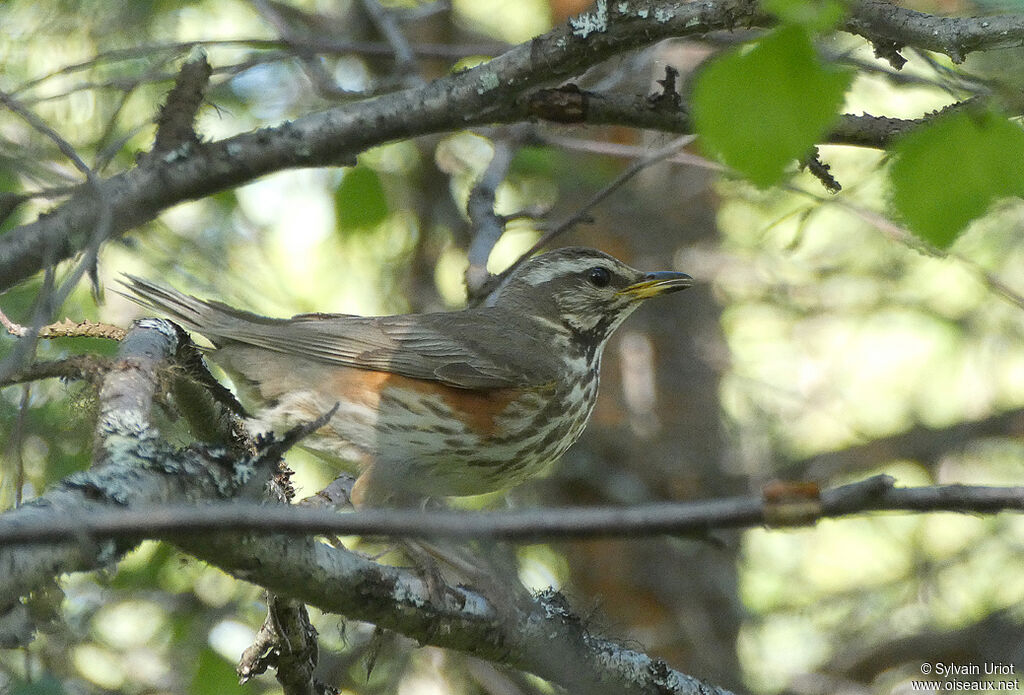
0,354 -> 112,389
1,475 -> 1020,546
556,90 -> 928,148
3,471 -> 1016,688
843,0 -> 1024,63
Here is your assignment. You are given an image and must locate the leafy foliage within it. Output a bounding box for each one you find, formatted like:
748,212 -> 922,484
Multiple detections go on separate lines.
890,109 -> 1024,248
191,648 -> 249,695
335,164 -> 390,233
691,25 -> 853,187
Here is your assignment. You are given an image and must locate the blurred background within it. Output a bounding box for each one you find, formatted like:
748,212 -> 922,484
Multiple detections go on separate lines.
1,1 -> 1024,694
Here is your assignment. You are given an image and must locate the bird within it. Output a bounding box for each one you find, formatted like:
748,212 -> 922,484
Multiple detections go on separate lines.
122,247 -> 692,507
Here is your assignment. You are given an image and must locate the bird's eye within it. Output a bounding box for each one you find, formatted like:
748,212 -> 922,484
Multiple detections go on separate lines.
586,266 -> 611,288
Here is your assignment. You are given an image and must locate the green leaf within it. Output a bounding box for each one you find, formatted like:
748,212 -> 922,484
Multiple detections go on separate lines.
510,146 -> 560,177
191,648 -> 248,695
762,0 -> 847,30
890,110 -> 1024,248
334,165 -> 389,232
691,26 -> 854,187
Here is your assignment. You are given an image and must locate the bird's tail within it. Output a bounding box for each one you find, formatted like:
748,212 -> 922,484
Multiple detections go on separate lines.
118,275 -> 259,345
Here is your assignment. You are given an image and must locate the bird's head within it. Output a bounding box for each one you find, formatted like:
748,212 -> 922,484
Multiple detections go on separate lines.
487,247 -> 692,349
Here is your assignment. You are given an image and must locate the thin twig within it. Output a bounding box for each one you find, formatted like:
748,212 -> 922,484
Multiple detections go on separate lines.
533,134 -> 697,247
2,475 -> 1023,545
8,386 -> 30,507
1,266 -> 56,508
0,311 -> 127,341
251,0 -> 373,99
0,91 -> 96,180
803,195 -> 1024,313
480,134 -> 696,297
465,138 -> 516,296
0,355 -> 113,389
360,0 -> 423,85
11,37 -> 504,99
0,90 -> 114,352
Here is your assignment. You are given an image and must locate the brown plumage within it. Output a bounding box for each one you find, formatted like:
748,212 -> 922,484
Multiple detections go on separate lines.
122,247 -> 692,505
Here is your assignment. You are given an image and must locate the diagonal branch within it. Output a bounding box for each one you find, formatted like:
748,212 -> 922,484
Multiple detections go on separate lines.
478,133 -> 697,298
179,532 -> 738,695
0,0 -> 768,292
0,413 -> 738,695
5,0 -> 1022,292
789,408 -> 1024,479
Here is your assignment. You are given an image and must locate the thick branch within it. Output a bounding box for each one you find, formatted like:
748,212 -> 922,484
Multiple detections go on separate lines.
0,437 -> 734,695
0,0 -> 770,292
2,0 -> 1021,288
0,319 -> 270,637
91,319 -> 178,464
188,534 -> 731,695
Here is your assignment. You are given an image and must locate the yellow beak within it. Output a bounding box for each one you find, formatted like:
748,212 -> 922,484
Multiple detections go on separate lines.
618,271 -> 693,299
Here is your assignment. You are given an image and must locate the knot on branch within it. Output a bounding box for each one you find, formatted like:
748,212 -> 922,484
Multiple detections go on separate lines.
151,49 -> 212,156
874,40 -> 908,69
648,65 -> 682,110
525,84 -> 589,123
801,146 -> 842,193
763,480 -> 823,527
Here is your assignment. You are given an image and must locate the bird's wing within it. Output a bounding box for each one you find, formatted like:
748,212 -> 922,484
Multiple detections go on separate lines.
259,312 -> 555,388
120,276 -> 556,389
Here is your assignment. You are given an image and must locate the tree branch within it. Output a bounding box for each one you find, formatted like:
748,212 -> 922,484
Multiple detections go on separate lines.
2,475 -> 1021,547
178,527 -> 736,695
150,49 -> 212,156
538,88 -> 941,149
477,133 -> 698,298
0,320 -> 272,637
4,469 -> 1021,688
8,0 -> 1024,290
843,0 -> 1024,63
790,408 -> 1024,479
0,355 -> 112,389
7,0 -> 1017,291
0,421 -> 737,695
238,595 -> 322,695
0,0 -> 771,291
465,137 -> 516,295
